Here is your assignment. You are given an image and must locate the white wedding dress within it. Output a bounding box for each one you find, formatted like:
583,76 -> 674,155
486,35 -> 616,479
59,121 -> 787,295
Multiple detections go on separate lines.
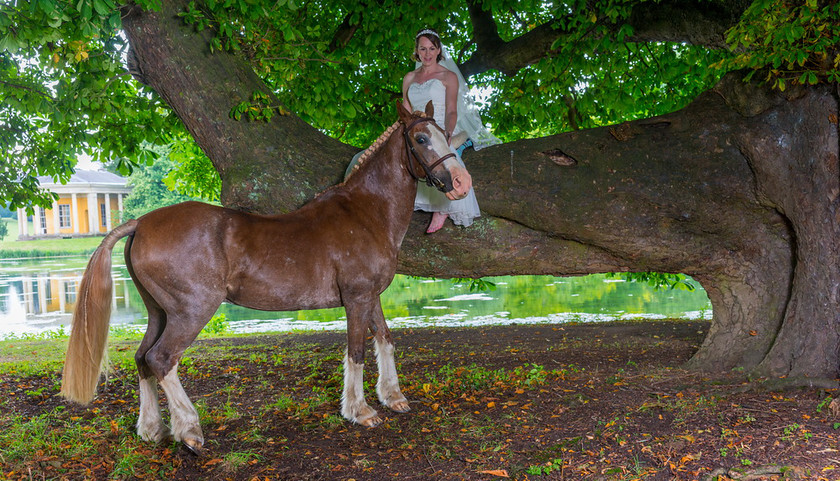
407,78 -> 480,227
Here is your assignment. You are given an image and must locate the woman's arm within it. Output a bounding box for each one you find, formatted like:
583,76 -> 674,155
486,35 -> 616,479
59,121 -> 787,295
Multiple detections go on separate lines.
401,72 -> 414,111
442,70 -> 459,143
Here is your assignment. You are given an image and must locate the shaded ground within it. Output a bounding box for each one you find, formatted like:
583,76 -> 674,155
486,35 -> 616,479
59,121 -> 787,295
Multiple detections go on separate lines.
1,320 -> 839,480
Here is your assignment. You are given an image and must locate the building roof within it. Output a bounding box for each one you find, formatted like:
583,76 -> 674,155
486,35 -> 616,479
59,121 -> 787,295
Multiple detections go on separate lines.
37,169 -> 128,187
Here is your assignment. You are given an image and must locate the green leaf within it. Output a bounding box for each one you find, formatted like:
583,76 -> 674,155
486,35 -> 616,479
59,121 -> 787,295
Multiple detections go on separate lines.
108,12 -> 121,30
93,0 -> 111,16
343,102 -> 356,119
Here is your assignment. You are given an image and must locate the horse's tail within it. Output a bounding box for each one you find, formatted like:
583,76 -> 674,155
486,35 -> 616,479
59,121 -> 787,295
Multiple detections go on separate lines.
60,220 -> 138,405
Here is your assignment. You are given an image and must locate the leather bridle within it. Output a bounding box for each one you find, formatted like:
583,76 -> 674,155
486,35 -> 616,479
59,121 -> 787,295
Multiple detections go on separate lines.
403,116 -> 456,191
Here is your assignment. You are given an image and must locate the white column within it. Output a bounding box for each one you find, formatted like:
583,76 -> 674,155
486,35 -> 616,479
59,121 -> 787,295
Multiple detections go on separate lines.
117,193 -> 124,223
52,199 -> 60,236
71,193 -> 80,234
59,279 -> 66,313
16,208 -> 25,238
32,207 -> 41,237
22,276 -> 34,314
87,193 -> 97,234
104,193 -> 112,231
37,275 -> 47,315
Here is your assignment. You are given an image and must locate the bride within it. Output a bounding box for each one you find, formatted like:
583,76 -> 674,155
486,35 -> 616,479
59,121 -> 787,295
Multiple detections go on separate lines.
401,28 -> 500,233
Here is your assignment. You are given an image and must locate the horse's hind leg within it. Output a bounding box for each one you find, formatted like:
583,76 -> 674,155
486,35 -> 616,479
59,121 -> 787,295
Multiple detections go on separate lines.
128,244 -> 170,444
142,303 -> 220,452
135,304 -> 171,443
158,361 -> 203,452
369,305 -> 409,413
341,298 -> 383,427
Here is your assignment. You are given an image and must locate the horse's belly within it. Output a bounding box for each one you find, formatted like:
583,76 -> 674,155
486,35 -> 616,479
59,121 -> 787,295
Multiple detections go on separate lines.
226,277 -> 343,312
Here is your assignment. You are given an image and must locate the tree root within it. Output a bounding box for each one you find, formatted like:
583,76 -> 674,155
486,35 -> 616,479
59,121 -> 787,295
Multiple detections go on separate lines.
752,376 -> 839,392
721,376 -> 839,395
703,464 -> 805,481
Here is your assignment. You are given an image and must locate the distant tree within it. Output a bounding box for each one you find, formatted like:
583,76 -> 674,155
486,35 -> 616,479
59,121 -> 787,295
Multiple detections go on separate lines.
0,204 -> 13,218
121,153 -> 202,221
0,218 -> 8,240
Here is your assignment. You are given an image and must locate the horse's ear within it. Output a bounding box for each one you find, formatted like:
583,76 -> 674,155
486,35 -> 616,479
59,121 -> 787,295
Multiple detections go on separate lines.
424,100 -> 434,119
397,100 -> 413,124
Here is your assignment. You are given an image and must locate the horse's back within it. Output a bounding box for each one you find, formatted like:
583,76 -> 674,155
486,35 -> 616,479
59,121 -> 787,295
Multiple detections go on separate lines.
131,201 -> 232,254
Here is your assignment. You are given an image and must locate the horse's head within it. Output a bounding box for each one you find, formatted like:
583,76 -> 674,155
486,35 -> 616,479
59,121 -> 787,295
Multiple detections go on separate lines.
397,101 -> 472,200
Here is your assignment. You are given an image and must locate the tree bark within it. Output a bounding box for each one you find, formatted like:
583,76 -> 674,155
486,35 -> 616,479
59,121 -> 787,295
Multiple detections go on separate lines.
121,1 -> 840,378
460,0 -> 752,77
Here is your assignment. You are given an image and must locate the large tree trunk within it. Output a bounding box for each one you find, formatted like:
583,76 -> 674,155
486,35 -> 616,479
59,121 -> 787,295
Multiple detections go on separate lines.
122,2 -> 840,379
121,3 -> 356,212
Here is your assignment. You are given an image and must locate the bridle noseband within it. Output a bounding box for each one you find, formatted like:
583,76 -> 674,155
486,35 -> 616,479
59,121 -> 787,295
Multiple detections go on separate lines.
403,116 -> 456,191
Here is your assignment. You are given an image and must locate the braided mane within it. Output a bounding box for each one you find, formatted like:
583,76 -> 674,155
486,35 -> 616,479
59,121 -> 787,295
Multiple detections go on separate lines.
345,120 -> 401,179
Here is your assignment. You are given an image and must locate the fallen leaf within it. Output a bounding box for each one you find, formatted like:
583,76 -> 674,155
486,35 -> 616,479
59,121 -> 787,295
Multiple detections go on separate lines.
478,469 -> 509,478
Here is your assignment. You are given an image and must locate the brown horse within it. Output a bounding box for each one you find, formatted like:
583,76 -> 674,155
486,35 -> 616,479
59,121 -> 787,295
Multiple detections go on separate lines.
60,101 -> 472,452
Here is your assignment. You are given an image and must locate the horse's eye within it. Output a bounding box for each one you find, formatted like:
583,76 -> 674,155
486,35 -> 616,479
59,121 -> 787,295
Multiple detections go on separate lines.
416,135 -> 427,144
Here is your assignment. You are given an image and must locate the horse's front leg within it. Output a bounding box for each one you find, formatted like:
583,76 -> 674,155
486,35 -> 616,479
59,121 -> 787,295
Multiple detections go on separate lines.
341,299 -> 382,427
370,311 -> 410,413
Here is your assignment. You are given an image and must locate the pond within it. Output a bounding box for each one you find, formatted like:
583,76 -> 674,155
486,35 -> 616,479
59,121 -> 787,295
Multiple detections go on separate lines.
0,255 -> 712,337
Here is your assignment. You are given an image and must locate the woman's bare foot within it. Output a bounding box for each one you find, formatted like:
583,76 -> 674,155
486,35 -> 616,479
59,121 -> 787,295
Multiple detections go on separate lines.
426,212 -> 449,234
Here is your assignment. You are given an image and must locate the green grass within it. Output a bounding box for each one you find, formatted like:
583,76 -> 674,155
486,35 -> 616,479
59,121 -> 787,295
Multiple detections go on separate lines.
0,333 -> 143,376
0,407 -> 174,479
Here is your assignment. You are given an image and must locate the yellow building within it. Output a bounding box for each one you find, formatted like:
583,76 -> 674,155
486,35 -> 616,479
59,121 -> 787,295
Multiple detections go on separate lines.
16,170 -> 132,239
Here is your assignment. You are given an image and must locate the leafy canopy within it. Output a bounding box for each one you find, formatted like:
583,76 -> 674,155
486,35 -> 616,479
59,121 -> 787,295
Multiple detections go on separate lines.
715,0 -> 840,91
1,0 -> 838,210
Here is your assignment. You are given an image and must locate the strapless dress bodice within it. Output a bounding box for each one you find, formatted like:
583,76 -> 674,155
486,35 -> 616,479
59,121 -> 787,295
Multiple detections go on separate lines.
407,78 -> 448,128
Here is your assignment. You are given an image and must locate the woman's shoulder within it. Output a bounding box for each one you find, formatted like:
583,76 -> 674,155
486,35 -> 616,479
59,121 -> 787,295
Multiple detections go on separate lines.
437,67 -> 458,90
438,67 -> 457,81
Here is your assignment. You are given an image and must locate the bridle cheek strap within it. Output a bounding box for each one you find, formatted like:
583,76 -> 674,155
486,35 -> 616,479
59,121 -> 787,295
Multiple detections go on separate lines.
403,117 -> 455,190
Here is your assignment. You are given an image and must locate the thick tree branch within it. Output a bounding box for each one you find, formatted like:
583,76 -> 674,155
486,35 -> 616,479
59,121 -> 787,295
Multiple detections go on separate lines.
461,18 -> 562,77
120,1 -> 355,213
460,0 -> 751,78
627,0 -> 753,46
467,0 -> 504,52
328,11 -> 360,53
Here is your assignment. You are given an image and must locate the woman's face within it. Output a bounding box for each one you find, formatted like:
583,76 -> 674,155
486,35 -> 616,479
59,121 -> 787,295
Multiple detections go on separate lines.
415,36 -> 440,66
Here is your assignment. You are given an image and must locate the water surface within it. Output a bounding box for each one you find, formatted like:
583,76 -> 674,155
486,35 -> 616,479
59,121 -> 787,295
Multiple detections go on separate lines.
0,255 -> 712,337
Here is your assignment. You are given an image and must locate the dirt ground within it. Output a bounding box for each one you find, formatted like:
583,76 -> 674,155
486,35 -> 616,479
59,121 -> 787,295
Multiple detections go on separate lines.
3,320 -> 840,480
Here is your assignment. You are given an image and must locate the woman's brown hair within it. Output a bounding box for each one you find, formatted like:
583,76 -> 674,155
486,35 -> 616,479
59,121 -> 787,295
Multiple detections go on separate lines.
413,28 -> 444,63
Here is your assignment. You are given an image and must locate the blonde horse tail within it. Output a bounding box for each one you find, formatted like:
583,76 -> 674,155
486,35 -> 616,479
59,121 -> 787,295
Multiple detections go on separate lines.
61,220 -> 138,404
